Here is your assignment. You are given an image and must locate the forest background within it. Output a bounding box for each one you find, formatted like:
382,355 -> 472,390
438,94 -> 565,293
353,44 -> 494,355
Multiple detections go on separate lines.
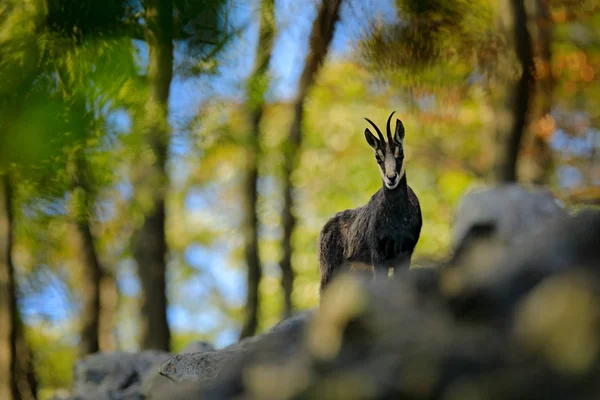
0,0 -> 598,398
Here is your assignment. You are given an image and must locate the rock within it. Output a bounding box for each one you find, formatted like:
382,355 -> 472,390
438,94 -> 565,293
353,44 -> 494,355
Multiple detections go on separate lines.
451,184 -> 566,252
138,342 -> 216,397
159,350 -> 238,383
62,342 -> 218,400
444,208 -> 600,321
69,350 -> 171,400
60,186 -> 600,400
147,309 -> 316,400
191,209 -> 600,400
448,184 -> 568,275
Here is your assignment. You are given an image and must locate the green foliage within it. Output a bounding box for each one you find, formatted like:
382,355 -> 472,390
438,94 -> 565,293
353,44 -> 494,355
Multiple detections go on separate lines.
1,0 -> 598,397
173,0 -> 238,77
191,60 -> 487,317
27,325 -> 77,392
359,0 -> 500,85
0,0 -> 139,171
45,0 -> 126,37
171,331 -> 213,353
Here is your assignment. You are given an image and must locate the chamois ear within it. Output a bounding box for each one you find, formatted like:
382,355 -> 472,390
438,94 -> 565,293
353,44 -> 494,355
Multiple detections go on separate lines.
364,129 -> 379,149
394,119 -> 405,144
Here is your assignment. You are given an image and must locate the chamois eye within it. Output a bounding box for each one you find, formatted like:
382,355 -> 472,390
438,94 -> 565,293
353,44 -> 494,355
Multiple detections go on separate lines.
376,157 -> 383,164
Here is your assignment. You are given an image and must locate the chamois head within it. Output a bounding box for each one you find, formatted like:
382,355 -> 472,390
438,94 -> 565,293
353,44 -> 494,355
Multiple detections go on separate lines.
364,111 -> 406,190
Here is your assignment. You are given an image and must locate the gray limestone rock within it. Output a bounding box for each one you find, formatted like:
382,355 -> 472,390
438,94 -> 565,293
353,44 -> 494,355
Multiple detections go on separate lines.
57,187 -> 600,400
158,350 -> 239,383
68,350 -> 171,400
452,184 -> 566,250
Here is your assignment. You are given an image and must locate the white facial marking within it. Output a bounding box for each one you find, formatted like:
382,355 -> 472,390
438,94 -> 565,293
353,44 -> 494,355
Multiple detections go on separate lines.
376,143 -> 406,190
379,144 -> 399,189
384,152 -> 396,178
385,179 -> 400,190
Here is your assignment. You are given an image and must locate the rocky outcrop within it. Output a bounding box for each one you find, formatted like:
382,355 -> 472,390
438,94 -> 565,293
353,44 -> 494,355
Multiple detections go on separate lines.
59,350 -> 170,400
451,184 -> 566,250
61,185 -> 600,400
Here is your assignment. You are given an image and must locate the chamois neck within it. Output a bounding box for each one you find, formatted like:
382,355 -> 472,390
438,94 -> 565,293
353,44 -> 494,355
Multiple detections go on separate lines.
383,174 -> 408,200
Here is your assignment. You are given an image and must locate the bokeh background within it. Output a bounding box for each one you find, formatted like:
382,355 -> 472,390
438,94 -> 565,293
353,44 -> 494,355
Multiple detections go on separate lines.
0,0 -> 598,398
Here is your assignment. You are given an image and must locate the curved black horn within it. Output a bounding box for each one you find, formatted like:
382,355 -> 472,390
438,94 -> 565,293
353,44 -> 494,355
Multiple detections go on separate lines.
364,117 -> 385,143
386,111 -> 396,143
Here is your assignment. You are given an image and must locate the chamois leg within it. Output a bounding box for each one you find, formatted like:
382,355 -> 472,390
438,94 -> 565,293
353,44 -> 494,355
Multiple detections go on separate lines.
318,220 -> 346,293
371,241 -> 405,281
371,249 -> 387,275
319,258 -> 338,293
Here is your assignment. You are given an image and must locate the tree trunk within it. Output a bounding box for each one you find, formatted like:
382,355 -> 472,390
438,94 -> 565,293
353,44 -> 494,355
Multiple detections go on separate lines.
56,67 -> 104,357
0,175 -> 16,400
528,0 -> 554,184
239,0 -> 276,339
71,156 -> 116,353
132,0 -> 173,351
495,0 -> 535,183
13,315 -> 36,400
0,176 -> 37,400
99,271 -> 118,351
75,213 -> 102,356
71,157 -> 102,356
279,0 -> 343,314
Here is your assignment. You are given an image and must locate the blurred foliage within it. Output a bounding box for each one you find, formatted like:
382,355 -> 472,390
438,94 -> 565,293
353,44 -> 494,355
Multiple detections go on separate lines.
27,326 -> 76,394
190,59 -> 488,319
544,1 -> 600,191
359,0 -> 501,84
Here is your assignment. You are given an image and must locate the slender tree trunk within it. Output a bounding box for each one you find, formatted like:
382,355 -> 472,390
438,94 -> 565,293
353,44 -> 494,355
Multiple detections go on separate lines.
279,0 -> 343,312
60,91 -> 103,357
99,271 -> 117,351
528,0 -> 554,184
0,176 -> 37,400
0,175 -> 15,400
71,154 -> 102,356
13,314 -> 36,400
75,215 -> 102,356
240,0 -> 276,339
132,0 -> 173,351
57,67 -> 104,356
72,156 -> 116,353
495,0 -> 535,183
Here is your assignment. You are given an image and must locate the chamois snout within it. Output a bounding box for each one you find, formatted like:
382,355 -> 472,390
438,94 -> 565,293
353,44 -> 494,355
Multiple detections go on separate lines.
385,173 -> 398,187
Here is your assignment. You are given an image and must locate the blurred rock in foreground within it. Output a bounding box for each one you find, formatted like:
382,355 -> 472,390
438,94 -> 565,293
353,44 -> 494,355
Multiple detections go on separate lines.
58,185 -> 600,400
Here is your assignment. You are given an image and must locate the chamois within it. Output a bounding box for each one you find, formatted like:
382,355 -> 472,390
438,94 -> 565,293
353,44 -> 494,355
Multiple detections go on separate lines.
318,111 -> 422,292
